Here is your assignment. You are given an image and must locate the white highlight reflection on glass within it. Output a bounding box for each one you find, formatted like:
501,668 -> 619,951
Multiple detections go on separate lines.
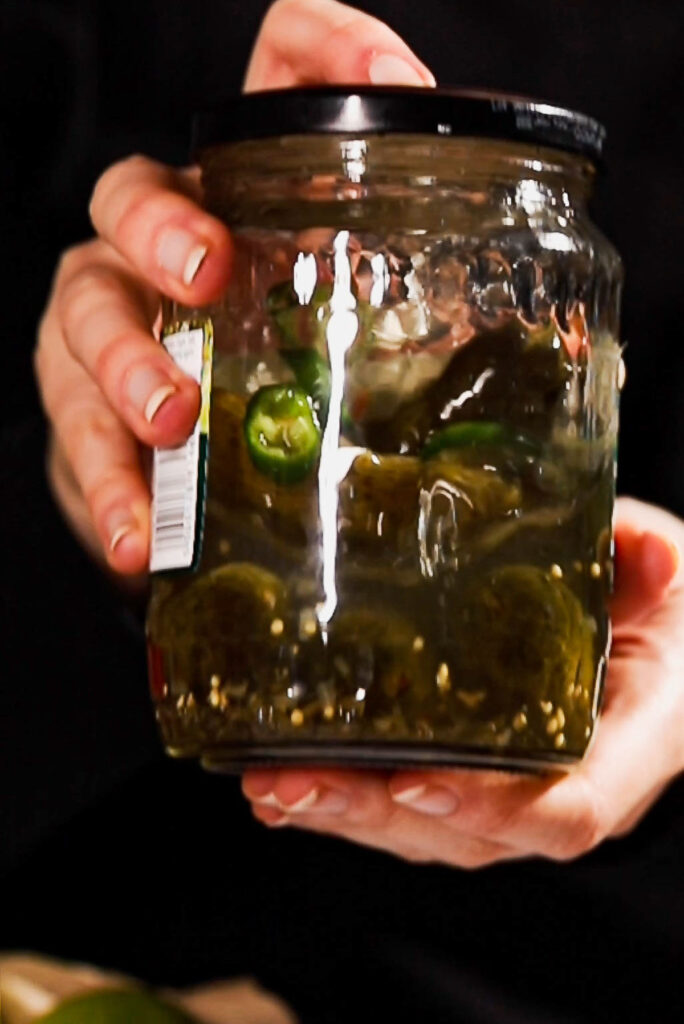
440,367 -> 495,419
370,253 -> 389,307
535,231 -> 576,253
336,95 -> 363,131
341,138 -> 367,183
316,230 -> 362,628
293,251 -> 318,304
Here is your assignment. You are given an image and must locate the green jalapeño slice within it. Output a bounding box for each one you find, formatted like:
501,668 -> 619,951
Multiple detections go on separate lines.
244,384 -> 321,484
281,348 -> 331,428
266,281 -> 332,349
420,421 -> 540,460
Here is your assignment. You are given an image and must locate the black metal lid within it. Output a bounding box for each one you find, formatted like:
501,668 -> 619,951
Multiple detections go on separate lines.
192,86 -> 605,163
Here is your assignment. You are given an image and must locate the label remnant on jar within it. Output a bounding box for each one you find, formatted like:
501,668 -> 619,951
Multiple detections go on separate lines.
150,320 -> 213,573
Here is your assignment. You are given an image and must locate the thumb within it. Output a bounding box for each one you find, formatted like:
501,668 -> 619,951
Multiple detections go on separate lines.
611,501 -> 681,628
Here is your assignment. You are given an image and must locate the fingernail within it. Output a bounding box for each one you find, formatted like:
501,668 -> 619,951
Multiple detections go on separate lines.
126,366 -> 177,422
269,814 -> 290,828
156,228 -> 208,286
369,54 -> 434,87
109,525 -> 134,552
282,788 -> 349,815
106,510 -> 137,552
182,244 -> 208,286
392,784 -> 459,816
144,385 -> 176,423
253,792 -> 282,809
281,788 -> 319,813
254,804 -> 290,827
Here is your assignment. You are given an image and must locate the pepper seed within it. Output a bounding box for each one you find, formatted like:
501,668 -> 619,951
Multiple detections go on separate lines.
513,711 -> 528,732
436,662 -> 452,693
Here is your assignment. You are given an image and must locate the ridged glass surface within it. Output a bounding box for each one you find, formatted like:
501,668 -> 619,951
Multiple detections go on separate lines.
147,135 -> 623,772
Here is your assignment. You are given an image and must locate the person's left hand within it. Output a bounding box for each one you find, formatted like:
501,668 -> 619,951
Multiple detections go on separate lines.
243,497 -> 684,866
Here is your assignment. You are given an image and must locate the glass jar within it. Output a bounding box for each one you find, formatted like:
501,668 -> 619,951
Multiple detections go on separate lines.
146,88 -> 623,773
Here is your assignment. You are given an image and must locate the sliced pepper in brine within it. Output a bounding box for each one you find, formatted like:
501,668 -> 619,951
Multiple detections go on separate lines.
421,421 -> 539,460
245,384 -> 321,484
281,348 -> 331,428
267,281 -> 332,349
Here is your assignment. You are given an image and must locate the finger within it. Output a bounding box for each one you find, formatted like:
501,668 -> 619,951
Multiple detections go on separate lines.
244,0 -> 435,91
387,758 -> 611,862
51,386 -> 151,574
243,767 -> 388,819
251,799 -> 523,869
89,156 -> 233,305
243,764 -> 585,864
173,980 -> 298,1024
388,768 -> 595,861
36,318 -> 151,574
249,791 -> 519,868
55,247 -> 200,446
243,769 -> 520,867
611,518 -> 680,629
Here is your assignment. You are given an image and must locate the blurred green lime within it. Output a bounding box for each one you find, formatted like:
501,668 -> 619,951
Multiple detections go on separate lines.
37,989 -> 196,1024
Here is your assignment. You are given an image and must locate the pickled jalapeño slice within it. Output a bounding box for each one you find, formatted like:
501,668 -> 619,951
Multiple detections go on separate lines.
245,384 -> 321,484
281,348 -> 331,428
266,281 -> 332,348
421,421 -> 540,460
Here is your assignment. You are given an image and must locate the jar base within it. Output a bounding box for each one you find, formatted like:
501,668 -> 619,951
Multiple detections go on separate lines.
196,741 -> 579,776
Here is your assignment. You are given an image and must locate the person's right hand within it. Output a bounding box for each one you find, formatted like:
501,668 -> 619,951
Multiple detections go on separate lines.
34,0 -> 434,575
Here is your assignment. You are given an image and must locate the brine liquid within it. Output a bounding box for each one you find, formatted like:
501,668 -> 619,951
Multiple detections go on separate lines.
147,226 -> 619,772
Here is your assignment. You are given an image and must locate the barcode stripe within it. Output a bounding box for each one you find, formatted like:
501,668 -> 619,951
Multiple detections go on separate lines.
149,327 -> 206,572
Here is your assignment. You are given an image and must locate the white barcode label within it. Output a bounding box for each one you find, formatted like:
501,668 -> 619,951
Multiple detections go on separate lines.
149,322 -> 213,573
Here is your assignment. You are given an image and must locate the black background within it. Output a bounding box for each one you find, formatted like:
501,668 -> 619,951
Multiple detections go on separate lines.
1,2 -> 682,1022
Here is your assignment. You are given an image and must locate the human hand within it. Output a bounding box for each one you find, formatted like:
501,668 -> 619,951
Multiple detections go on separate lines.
0,953 -> 295,1024
243,497 -> 684,866
33,0 -> 434,574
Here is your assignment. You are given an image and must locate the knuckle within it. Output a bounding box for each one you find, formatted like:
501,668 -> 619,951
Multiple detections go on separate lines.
59,265 -> 117,329
550,787 -> 607,862
32,338 -> 52,406
325,16 -> 368,54
84,470 -> 125,516
33,313 -> 63,407
59,399 -> 118,462
468,796 -> 521,841
398,847 -> 432,865
119,153 -> 155,175
89,153 -> 153,222
33,328 -> 47,379
55,244 -> 88,286
266,0 -> 298,21
262,0 -> 311,36
91,331 -> 129,387
449,840 -> 502,870
59,264 -> 102,307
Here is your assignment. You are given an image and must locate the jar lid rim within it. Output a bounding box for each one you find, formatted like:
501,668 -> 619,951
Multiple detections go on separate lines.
192,86 -> 606,163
